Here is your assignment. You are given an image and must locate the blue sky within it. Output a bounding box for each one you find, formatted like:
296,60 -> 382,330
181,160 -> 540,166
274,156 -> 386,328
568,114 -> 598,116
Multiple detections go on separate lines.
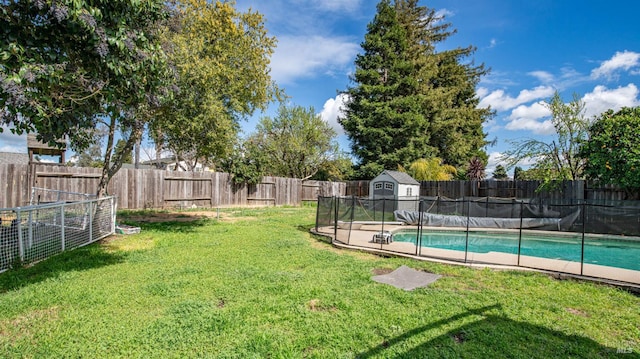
2,0 -> 640,175
234,0 -> 640,175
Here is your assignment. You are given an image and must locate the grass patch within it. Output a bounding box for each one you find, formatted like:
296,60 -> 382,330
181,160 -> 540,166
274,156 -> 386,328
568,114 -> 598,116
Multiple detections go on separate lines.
0,206 -> 638,358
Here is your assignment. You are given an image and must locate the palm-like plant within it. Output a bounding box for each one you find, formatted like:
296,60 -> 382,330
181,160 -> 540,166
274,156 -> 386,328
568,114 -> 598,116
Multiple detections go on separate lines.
466,157 -> 486,180
407,158 -> 457,181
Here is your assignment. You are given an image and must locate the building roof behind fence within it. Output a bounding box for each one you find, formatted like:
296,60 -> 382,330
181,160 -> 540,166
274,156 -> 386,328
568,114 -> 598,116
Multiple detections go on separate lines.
0,152 -> 29,165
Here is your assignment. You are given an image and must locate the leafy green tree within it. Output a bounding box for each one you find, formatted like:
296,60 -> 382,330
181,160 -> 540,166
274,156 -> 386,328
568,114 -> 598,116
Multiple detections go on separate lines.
151,0 -> 280,170
502,92 -> 588,187
493,164 -> 508,179
407,157 -> 456,181
0,0 -> 170,195
513,167 -> 547,181
513,166 -> 524,180
114,139 -> 133,165
313,156 -> 355,182
216,138 -> 268,184
340,0 -> 490,179
245,104 -> 344,180
77,143 -> 104,168
581,107 -> 640,193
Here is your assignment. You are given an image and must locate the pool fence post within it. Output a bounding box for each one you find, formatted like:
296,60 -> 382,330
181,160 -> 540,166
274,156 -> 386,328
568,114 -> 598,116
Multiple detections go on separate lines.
380,197 -> 386,250
89,200 -> 93,243
348,195 -> 356,245
333,196 -> 338,242
417,199 -> 423,256
580,200 -> 586,276
60,204 -> 65,252
517,200 -> 523,266
464,197 -> 470,263
373,194 -> 377,222
27,210 -> 33,249
486,196 -> 489,218
314,196 -> 320,233
16,209 -> 24,264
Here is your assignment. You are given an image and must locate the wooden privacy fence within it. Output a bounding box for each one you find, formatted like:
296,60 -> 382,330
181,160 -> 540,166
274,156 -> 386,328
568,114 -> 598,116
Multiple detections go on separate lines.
0,164 -> 345,209
2,163 -> 636,209
346,179 -> 637,201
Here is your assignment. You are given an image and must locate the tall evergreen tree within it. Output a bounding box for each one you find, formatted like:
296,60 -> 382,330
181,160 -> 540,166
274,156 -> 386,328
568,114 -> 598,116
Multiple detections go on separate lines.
340,0 -> 491,179
396,0 -> 490,167
340,0 -> 428,179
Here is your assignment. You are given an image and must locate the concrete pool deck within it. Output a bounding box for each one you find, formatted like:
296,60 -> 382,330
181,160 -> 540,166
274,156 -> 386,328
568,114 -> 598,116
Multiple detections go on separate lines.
314,225 -> 640,287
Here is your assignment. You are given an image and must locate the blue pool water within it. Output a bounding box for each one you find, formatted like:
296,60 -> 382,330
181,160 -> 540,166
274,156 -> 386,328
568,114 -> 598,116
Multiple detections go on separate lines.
392,230 -> 640,271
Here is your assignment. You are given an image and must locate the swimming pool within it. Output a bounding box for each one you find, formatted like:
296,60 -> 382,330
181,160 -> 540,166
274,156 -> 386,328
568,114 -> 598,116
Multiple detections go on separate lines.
392,229 -> 640,272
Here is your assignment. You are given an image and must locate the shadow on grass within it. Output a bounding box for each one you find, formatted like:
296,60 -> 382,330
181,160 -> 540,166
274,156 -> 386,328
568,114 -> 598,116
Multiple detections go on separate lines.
298,224 -> 334,245
119,218 -> 211,233
356,304 -> 627,358
0,244 -> 127,293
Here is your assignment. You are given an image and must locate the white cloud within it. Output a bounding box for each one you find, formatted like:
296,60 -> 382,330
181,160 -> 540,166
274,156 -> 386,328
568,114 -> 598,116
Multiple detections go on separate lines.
505,118 -> 554,135
0,126 -> 27,153
476,87 -> 489,99
582,84 -> 640,118
496,152 -> 538,170
509,101 -> 551,121
478,86 -> 555,111
435,8 -> 454,20
499,84 -> 639,136
528,71 -> 554,84
270,35 -> 359,85
488,38 -> 497,49
591,50 -> 640,80
486,151 -> 507,176
320,94 -> 349,135
505,101 -> 555,135
479,70 -> 519,87
527,67 -> 589,91
483,118 -> 501,135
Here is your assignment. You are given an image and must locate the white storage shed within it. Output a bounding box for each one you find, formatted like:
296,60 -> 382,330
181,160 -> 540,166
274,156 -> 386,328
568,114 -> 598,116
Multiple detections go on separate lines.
370,170 -> 420,211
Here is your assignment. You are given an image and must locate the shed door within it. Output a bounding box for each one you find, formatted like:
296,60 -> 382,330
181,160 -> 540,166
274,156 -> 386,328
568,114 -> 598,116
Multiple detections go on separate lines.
373,181 -> 394,198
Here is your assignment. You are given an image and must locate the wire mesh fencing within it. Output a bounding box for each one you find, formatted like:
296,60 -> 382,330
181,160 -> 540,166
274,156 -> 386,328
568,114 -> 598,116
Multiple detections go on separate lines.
0,196 -> 116,273
30,187 -> 97,205
316,196 -> 640,285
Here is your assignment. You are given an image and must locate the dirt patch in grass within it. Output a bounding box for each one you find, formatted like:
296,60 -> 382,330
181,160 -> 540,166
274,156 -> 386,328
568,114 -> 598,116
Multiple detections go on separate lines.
452,332 -> 468,344
118,211 -> 258,223
307,299 -> 337,312
119,212 -> 211,223
372,268 -> 394,275
1,306 -> 61,342
217,299 -> 226,308
566,307 -> 589,317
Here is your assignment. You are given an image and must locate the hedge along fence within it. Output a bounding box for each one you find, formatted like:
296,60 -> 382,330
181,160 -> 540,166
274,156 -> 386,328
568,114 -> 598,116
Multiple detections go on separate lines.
0,164 -> 345,209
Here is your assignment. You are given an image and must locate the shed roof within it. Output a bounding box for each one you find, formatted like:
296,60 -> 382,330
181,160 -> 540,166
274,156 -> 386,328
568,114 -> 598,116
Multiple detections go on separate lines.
374,170 -> 420,185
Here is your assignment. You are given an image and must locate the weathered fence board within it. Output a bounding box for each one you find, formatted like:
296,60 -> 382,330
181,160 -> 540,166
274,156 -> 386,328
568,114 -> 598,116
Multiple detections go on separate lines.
1,164 -> 29,207
0,164 -> 346,209
5,164 -> 635,210
346,179 -> 635,201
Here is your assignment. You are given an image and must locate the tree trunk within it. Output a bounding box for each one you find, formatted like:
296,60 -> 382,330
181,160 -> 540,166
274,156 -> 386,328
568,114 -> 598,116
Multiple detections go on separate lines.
134,136 -> 141,169
97,117 -> 144,197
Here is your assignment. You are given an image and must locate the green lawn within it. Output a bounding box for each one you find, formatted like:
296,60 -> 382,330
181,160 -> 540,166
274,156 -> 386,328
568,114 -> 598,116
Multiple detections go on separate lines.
0,206 -> 638,358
